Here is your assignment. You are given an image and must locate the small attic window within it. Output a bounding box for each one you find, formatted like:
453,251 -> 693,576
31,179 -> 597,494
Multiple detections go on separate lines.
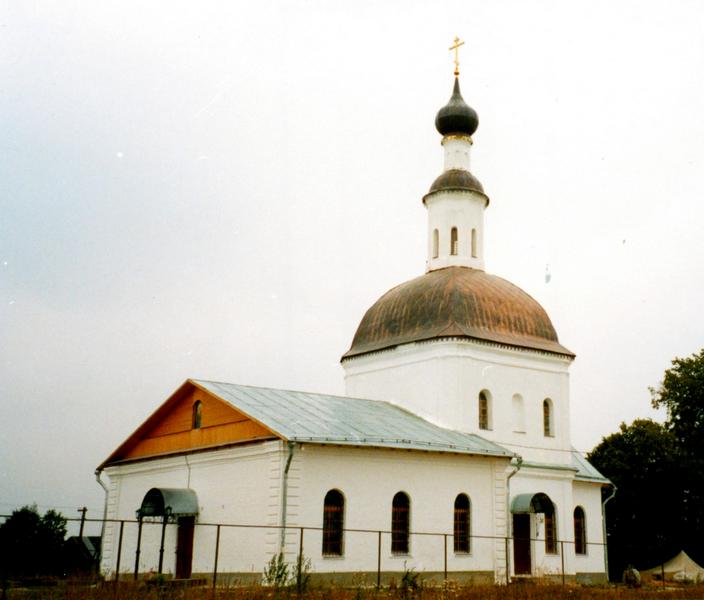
192,401 -> 202,429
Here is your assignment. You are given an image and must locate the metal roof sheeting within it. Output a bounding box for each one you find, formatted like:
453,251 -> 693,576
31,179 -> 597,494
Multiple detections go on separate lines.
139,488 -> 199,517
571,449 -> 609,483
192,379 -> 514,459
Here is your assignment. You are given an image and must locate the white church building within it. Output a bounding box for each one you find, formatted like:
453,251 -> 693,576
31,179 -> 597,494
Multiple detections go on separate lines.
97,72 -> 609,585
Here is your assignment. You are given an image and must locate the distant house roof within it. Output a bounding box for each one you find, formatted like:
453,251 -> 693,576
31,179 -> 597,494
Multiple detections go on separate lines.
192,380 -> 515,459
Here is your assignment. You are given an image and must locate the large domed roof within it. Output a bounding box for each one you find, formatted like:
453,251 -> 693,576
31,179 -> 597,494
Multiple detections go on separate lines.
342,267 -> 573,360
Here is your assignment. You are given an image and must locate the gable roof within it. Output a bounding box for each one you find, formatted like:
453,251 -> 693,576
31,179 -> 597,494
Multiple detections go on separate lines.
100,379 -> 514,468
194,379 -> 514,458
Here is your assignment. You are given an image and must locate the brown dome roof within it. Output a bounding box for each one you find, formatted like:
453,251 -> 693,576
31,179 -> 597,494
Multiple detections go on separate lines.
342,267 -> 573,360
426,169 -> 487,198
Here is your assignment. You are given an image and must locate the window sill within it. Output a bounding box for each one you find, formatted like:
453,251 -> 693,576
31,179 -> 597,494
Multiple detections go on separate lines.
390,554 -> 412,559
322,555 -> 345,560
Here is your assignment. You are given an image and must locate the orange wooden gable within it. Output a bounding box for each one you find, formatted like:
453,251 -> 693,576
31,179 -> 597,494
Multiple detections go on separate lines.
100,380 -> 279,467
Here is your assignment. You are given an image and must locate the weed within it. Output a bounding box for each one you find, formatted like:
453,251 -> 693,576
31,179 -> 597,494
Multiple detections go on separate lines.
262,553 -> 289,588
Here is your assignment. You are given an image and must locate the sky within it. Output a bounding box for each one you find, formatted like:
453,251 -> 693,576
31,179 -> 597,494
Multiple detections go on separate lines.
2,1 -> 704,527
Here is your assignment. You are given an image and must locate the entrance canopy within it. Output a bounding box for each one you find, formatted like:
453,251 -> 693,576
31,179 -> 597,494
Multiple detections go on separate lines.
511,492 -> 554,514
138,488 -> 199,518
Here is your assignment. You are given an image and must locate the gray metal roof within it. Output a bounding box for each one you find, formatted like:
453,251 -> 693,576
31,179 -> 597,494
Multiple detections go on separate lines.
571,449 -> 609,483
139,487 -> 199,517
192,379 -> 514,459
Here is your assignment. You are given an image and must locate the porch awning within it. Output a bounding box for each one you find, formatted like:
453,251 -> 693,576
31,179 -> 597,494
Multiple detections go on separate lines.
138,488 -> 199,518
510,492 -> 554,514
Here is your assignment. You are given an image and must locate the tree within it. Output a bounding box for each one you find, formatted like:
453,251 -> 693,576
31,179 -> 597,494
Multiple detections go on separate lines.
651,347 -> 704,452
587,419 -> 684,579
651,347 -> 704,564
0,505 -> 67,580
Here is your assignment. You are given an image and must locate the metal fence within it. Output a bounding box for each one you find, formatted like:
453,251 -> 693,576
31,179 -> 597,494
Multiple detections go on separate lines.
0,512 -> 608,589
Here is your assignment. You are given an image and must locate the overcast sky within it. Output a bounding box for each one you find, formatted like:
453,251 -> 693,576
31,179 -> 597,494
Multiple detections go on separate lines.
2,1 -> 704,525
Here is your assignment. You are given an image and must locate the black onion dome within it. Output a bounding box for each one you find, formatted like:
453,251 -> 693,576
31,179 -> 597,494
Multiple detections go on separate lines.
435,78 -> 478,137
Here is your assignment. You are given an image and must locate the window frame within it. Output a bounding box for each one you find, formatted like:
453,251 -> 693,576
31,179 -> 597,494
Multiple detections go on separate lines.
544,505 -> 558,555
543,398 -> 554,437
391,492 -> 410,555
478,390 -> 491,430
574,506 -> 587,555
453,493 -> 471,554
322,489 -> 345,557
192,400 -> 202,429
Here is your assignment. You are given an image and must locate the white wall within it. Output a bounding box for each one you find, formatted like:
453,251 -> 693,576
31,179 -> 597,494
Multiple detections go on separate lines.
507,469 -> 606,578
425,191 -> 487,272
100,441 -> 284,579
572,480 -> 608,577
285,444 -> 510,578
99,439 -> 516,581
344,339 -> 573,466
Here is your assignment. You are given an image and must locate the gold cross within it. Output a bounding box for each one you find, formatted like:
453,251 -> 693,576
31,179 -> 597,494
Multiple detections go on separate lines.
449,36 -> 465,77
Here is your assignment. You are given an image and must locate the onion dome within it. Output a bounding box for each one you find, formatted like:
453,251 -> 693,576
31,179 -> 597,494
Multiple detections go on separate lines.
435,78 -> 478,137
342,267 -> 573,360
424,169 -> 487,204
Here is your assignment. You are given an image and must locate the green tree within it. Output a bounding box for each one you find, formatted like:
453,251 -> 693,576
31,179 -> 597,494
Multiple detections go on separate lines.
587,419 -> 683,579
651,347 -> 704,564
0,505 -> 67,579
651,348 -> 704,451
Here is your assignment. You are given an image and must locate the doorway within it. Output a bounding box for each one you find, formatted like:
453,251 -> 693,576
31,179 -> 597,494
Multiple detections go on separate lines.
176,516 -> 195,579
513,513 -> 531,575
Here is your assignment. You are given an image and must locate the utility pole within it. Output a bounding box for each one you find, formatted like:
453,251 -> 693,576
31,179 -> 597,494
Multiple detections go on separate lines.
78,506 -> 87,538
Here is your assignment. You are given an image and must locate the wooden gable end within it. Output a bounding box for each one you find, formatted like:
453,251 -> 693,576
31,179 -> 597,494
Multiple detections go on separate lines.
101,380 -> 278,466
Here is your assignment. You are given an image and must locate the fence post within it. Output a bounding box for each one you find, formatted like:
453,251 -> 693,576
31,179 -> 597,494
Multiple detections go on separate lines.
114,520 -> 125,583
134,517 -> 143,580
157,516 -> 168,574
212,524 -> 221,590
443,534 -> 447,581
297,527 -> 304,592
377,531 -> 382,588
560,541 -> 565,586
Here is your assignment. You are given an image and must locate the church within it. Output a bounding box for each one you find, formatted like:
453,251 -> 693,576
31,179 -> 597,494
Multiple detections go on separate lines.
96,57 -> 609,584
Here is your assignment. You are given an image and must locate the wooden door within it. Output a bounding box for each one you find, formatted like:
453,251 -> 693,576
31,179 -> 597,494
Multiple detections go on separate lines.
176,517 -> 195,579
513,514 -> 531,575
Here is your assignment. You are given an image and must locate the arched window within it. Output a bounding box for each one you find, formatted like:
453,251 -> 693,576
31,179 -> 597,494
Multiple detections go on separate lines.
192,401 -> 202,429
322,489 -> 344,556
391,492 -> 410,554
471,228 -> 477,258
450,227 -> 458,256
512,393 -> 525,433
432,229 -> 439,259
543,399 -> 554,437
574,506 -> 586,555
544,502 -> 557,554
453,494 -> 471,553
478,390 -> 491,430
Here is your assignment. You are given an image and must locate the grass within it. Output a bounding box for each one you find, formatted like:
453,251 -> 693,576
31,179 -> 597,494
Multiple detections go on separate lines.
5,581 -> 704,600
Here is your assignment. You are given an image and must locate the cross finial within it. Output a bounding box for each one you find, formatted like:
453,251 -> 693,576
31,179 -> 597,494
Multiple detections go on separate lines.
449,36 -> 465,77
